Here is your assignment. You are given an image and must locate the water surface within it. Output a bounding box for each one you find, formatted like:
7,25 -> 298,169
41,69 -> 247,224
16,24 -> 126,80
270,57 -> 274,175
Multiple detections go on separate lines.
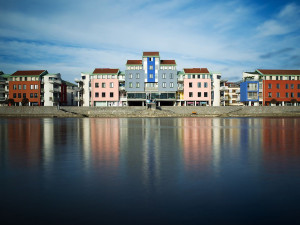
1,117 -> 300,224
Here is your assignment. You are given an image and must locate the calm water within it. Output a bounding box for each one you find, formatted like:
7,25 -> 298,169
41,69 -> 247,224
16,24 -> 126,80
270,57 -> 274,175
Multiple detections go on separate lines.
1,117 -> 300,225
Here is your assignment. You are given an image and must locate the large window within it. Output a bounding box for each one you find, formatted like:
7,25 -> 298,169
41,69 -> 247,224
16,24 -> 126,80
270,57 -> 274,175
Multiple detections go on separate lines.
18,85 -> 22,90
30,85 -> 34,90
35,85 -> 38,89
248,92 -> 258,99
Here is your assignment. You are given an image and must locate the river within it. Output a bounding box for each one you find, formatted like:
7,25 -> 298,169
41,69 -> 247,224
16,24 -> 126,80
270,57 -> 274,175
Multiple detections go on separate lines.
1,117 -> 300,224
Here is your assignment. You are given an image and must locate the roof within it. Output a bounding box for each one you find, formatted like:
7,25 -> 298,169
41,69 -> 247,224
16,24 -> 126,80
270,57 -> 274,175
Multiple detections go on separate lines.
0,74 -> 11,78
11,70 -> 47,76
160,60 -> 176,65
93,68 -> 119,74
126,60 -> 142,65
257,69 -> 300,75
143,52 -> 160,57
63,80 -> 77,87
183,68 -> 209,74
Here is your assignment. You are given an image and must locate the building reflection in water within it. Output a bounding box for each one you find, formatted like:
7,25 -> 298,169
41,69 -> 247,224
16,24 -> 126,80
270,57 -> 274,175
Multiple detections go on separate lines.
262,118 -> 300,170
5,118 -> 43,168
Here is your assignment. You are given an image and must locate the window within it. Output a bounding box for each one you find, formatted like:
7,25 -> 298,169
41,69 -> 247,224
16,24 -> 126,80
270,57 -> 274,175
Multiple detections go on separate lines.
298,84 -> 300,89
170,82 -> 174,88
13,93 -> 16,98
102,83 -> 106,88
149,65 -> 153,70
20,77 -> 23,81
82,76 -> 86,80
198,92 -> 201,97
286,92 -> 289,98
102,92 -> 106,97
286,84 -> 289,89
136,73 -> 140,79
95,83 -> 99,88
34,93 -> 38,98
136,82 -> 140,88
18,93 -> 21,98
268,84 -> 272,89
268,92 -> 272,97
291,84 -> 294,89
19,85 -> 22,90
277,92 -> 280,98
35,85 -> 38,89
129,82 -> 133,88
280,76 -> 283,80
202,75 -> 205,79
170,73 -> 173,79
197,82 -> 201,88
95,92 -> 99,97
129,73 -> 133,79
276,76 -> 279,80
204,92 -> 208,97
149,74 -> 153,79
162,73 -> 166,79
23,93 -> 26,98
110,82 -> 114,88
162,82 -> 166,88
30,93 -> 33,98
110,92 -> 114,98
149,57 -> 153,62
13,85 -> 17,90
189,82 -> 192,88
291,92 -> 294,98
204,82 -> 208,88
23,84 -> 26,90
298,93 -> 300,98
31,85 -> 34,89
189,92 -> 193,97
188,75 -> 191,79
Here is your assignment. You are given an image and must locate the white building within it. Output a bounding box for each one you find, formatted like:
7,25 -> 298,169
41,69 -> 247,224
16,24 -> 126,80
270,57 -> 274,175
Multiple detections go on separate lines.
212,72 -> 221,106
42,73 -> 62,106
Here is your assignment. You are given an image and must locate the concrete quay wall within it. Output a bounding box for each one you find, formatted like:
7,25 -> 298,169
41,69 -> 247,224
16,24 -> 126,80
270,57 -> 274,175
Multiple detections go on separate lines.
1,106 -> 300,117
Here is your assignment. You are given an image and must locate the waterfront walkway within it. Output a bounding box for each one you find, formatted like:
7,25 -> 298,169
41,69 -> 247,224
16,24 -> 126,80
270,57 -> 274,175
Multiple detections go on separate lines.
1,106 -> 300,118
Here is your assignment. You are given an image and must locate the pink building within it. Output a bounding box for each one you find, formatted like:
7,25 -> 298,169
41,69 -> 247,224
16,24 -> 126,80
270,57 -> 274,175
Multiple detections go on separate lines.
183,68 -> 212,106
91,68 -> 120,106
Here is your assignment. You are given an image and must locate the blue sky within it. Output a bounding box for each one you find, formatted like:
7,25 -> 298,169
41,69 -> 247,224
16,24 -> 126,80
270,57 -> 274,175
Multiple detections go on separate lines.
0,0 -> 299,82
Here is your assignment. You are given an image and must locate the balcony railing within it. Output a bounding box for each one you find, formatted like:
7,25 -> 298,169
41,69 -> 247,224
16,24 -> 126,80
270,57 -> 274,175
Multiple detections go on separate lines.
220,86 -> 229,91
50,88 -> 60,93
119,86 -> 125,91
49,80 -> 62,84
120,97 -> 127,101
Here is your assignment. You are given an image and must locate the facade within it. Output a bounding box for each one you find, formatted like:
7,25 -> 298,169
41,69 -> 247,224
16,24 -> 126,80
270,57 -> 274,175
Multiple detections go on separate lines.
240,72 -> 261,106
221,81 -> 242,106
90,68 -> 120,106
257,69 -> 300,106
125,52 -> 177,106
8,70 -> 48,106
64,81 -> 78,106
182,68 -> 212,106
0,72 -> 10,105
42,73 -> 62,106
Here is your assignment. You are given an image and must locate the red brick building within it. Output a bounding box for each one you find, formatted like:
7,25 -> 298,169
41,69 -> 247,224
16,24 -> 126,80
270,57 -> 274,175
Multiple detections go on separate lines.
9,70 -> 48,106
257,69 -> 300,106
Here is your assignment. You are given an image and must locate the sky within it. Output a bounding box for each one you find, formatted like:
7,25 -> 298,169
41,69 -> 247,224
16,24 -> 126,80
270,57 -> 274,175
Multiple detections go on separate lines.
0,0 -> 300,82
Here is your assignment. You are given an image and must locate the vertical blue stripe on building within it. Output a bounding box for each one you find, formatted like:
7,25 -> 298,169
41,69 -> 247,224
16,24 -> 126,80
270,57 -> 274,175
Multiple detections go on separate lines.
147,57 -> 155,82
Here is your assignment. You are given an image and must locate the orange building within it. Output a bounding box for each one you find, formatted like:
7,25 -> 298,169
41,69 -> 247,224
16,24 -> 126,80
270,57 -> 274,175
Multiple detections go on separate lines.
258,69 -> 300,106
9,70 -> 48,106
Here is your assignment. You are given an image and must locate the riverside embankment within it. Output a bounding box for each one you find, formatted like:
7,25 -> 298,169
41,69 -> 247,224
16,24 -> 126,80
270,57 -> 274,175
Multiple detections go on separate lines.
1,106 -> 300,118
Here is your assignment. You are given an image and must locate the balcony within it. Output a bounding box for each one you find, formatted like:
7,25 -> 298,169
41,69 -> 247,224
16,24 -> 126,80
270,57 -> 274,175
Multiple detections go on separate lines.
177,76 -> 184,82
49,97 -> 60,102
220,86 -> 229,91
120,97 -> 127,101
119,86 -> 125,91
49,79 -> 61,84
0,88 -> 5,93
50,88 -> 60,93
0,97 -> 6,101
178,86 -> 184,91
118,76 -> 125,81
74,96 -> 83,102
145,87 -> 158,91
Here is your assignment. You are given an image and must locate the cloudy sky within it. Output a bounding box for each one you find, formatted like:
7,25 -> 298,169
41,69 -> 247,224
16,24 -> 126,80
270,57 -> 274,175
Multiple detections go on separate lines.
0,0 -> 300,82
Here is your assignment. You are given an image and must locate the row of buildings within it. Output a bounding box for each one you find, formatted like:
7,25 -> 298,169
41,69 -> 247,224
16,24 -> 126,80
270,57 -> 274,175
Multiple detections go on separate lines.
1,51 -> 300,106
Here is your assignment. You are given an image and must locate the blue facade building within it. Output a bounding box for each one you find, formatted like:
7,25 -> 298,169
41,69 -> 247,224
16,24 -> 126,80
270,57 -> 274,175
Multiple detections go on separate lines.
240,81 -> 260,105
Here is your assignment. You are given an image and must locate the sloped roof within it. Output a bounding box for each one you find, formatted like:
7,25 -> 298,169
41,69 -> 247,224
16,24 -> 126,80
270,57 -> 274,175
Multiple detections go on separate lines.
183,68 -> 209,74
143,52 -> 160,57
11,70 -> 47,76
160,60 -> 176,65
93,68 -> 119,74
257,69 -> 300,75
127,60 -> 142,65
